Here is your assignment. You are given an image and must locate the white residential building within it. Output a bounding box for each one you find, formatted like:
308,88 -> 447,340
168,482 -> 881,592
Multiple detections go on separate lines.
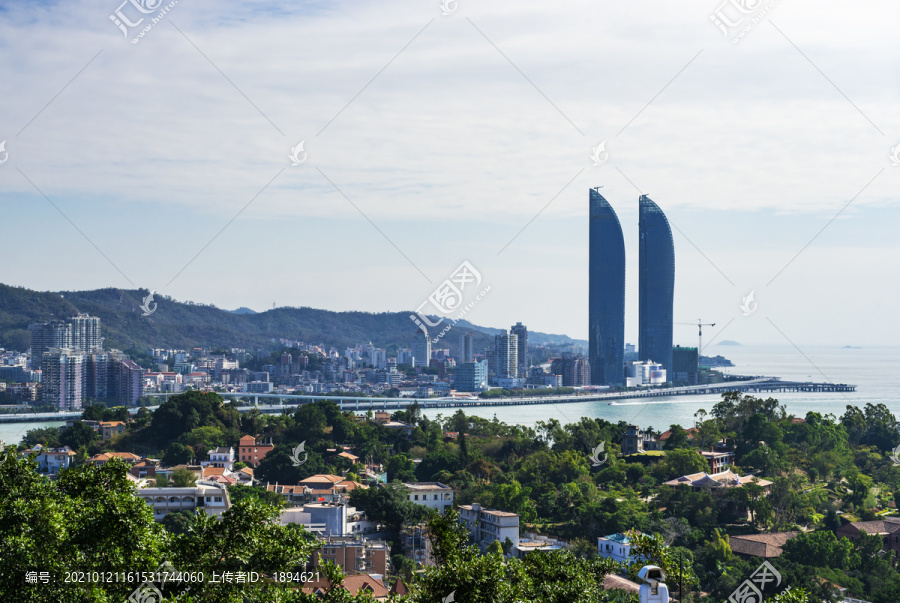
204,447 -> 235,471
458,503 -> 520,552
626,361 -> 666,387
597,532 -> 643,565
403,482 -> 454,514
22,444 -> 76,475
137,480 -> 231,520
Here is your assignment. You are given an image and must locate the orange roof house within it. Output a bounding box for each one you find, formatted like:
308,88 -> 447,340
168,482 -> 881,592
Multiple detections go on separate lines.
238,435 -> 274,467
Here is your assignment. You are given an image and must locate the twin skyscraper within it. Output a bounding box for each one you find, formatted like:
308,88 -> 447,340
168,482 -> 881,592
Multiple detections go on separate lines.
588,187 -> 675,386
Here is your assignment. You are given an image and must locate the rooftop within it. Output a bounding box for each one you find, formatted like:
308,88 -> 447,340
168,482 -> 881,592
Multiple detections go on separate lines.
598,532 -> 634,545
730,532 -> 799,558
403,482 -> 452,491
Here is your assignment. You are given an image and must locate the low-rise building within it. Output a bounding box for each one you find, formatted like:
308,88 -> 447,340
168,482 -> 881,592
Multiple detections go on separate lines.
663,470 -> 773,494
88,452 -> 144,466
302,575 -> 389,601
22,445 -> 76,475
130,460 -> 158,479
699,450 -> 735,474
99,421 -> 127,441
238,435 -> 274,467
137,480 -> 231,520
205,447 -> 235,470
730,532 -> 799,558
836,518 -> 900,552
458,503 -> 520,552
401,524 -> 435,567
267,474 -> 367,506
597,532 -> 641,565
279,501 -> 369,536
311,536 -> 390,577
621,424 -> 661,455
514,533 -> 567,558
402,482 -> 454,514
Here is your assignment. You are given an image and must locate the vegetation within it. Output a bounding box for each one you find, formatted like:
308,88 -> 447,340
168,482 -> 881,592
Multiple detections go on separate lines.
9,387 -> 900,601
0,283 -> 583,360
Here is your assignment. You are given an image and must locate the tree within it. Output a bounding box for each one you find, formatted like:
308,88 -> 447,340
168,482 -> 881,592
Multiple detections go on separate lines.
59,421 -> 100,452
626,531 -> 698,594
171,467 -> 197,487
782,531 -> 853,571
663,425 -> 691,450
385,454 -> 416,482
162,510 -> 195,535
0,450 -> 169,602
162,442 -> 194,467
21,427 -> 61,449
255,444 -> 326,484
660,448 -> 708,477
227,484 -> 286,508
349,484 -> 428,534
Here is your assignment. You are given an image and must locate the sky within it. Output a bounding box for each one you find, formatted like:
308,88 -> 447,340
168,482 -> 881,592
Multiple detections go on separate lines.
1,0 -> 898,349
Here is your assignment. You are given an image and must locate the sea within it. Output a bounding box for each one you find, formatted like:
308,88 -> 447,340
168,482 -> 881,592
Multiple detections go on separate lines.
421,345 -> 900,433
1,346 -> 897,445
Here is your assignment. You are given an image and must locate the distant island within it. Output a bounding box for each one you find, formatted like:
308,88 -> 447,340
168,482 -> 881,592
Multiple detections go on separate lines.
842,345 -> 862,349
718,340 -> 741,346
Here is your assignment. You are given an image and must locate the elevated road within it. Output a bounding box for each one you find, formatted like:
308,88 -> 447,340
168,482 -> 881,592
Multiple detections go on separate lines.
0,378 -> 856,423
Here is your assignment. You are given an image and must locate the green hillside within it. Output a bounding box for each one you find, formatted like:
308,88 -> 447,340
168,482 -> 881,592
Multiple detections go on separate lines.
0,284 -> 585,355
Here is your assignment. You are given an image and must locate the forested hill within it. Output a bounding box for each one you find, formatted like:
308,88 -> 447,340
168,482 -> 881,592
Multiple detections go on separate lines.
0,283 -> 585,354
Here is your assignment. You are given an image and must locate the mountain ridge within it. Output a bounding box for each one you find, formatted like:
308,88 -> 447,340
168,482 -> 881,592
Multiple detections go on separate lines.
0,283 -> 586,354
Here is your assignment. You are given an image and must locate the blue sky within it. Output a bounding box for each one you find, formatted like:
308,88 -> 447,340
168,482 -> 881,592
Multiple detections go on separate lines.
1,0 -> 898,347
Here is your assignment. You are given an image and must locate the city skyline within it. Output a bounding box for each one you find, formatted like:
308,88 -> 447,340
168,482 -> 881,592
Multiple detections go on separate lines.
0,1 -> 897,348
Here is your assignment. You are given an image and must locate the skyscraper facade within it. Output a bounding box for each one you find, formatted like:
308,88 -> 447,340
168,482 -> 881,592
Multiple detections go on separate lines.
510,322 -> 528,375
588,188 -> 626,386
42,348 -> 86,410
69,314 -> 103,351
412,329 -> 431,368
493,330 -> 518,379
638,194 -> 675,377
28,320 -> 71,370
460,332 -> 475,363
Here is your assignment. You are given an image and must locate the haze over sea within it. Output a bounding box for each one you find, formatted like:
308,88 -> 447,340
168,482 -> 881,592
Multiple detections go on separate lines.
2,345 -> 897,445
423,345 -> 900,432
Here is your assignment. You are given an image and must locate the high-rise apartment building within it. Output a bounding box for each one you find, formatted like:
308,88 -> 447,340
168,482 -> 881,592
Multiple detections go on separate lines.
28,320 -> 71,370
412,329 -> 431,368
455,360 -> 487,392
108,356 -> 144,406
588,188 -> 625,386
550,356 -> 591,387
69,314 -> 103,351
493,330 -> 518,379
638,195 -> 675,377
510,322 -> 528,376
84,351 -> 109,401
41,348 -> 86,410
460,332 -> 475,363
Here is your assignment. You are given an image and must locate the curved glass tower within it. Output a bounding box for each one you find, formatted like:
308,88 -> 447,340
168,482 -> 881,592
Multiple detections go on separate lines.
589,188 -> 625,386
638,194 -> 675,377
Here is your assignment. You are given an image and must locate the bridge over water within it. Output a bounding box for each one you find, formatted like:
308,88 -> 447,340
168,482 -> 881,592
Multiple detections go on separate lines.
0,378 -> 856,423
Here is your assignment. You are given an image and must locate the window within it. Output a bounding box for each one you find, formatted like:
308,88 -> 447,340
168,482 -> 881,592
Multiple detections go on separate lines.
214,496 -> 222,502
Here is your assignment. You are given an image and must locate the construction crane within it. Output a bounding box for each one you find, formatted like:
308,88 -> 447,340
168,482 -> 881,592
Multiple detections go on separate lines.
676,319 -> 716,356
